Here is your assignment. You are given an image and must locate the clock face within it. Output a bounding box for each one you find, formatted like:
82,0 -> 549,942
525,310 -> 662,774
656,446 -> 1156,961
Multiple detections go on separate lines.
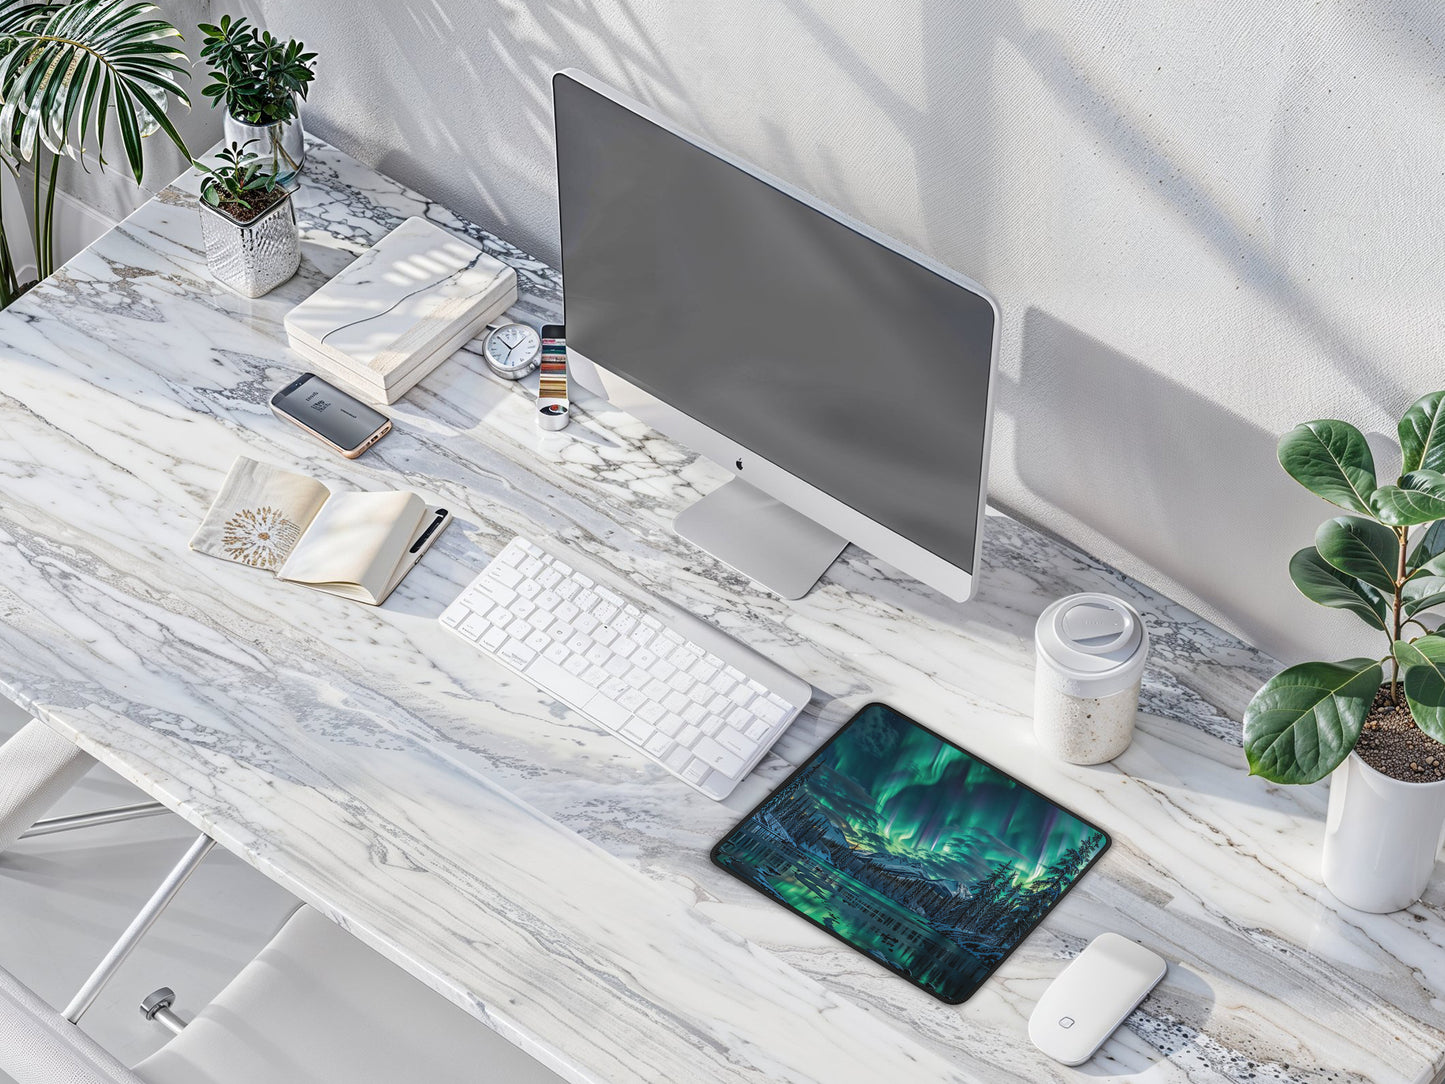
484,323 -> 542,377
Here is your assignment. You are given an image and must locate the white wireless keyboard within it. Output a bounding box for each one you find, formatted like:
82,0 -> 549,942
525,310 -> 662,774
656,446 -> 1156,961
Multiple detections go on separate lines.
441,536 -> 811,800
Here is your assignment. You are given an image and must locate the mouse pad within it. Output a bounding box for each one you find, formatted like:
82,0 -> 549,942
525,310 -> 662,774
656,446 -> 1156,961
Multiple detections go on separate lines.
712,703 -> 1110,1004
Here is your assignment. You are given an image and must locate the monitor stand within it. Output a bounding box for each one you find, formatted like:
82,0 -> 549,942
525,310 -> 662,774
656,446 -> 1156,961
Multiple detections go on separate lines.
674,478 -> 847,600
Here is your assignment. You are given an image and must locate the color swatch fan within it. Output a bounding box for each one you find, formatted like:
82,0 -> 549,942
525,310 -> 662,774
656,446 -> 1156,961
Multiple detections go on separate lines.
285,217 -> 518,403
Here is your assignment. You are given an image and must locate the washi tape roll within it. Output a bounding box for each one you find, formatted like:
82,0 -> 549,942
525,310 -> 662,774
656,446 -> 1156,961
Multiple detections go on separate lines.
537,323 -> 569,431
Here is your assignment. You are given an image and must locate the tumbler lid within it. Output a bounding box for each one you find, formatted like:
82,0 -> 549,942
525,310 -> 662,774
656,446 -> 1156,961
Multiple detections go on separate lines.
1035,593 -> 1149,698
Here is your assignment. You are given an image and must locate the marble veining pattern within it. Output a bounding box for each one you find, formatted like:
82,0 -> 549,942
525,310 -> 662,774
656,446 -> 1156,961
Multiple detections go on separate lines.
0,136 -> 1440,1083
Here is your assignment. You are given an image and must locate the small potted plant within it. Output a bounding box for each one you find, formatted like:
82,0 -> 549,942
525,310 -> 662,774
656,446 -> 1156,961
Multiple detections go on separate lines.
196,141 -> 301,298
1244,390 -> 1445,912
198,14 -> 316,186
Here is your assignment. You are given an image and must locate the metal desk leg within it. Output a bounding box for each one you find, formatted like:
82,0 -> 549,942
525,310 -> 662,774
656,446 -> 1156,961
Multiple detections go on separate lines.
0,719 -> 95,856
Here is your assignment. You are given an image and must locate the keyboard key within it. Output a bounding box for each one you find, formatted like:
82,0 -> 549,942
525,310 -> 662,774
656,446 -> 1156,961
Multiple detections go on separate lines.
652,709 -> 680,735
519,556 -> 544,577
491,564 -> 522,588
563,655 -> 588,676
644,679 -> 669,701
644,732 -> 672,757
753,699 -> 788,725
584,665 -> 609,686
512,598 -> 536,620
626,667 -> 650,688
498,546 -> 525,566
745,718 -> 772,741
480,626 -> 508,652
576,589 -> 599,611
575,613 -> 600,634
440,605 -> 468,628
692,736 -> 743,777
619,688 -> 647,712
620,718 -> 651,745
663,691 -> 689,713
663,746 -> 691,772
517,580 -> 542,600
681,703 -> 706,726
543,642 -> 570,665
535,589 -> 560,612
717,728 -> 752,757
586,644 -> 611,667
676,724 -> 701,747
526,630 -> 550,653
498,641 -> 536,669
604,656 -> 631,677
682,759 -> 711,784
538,568 -> 562,589
568,634 -> 591,654
517,539 -> 543,558
594,626 -> 618,647
600,677 -> 629,700
458,613 -> 491,640
557,601 -> 581,623
507,618 -> 531,640
589,697 -> 631,732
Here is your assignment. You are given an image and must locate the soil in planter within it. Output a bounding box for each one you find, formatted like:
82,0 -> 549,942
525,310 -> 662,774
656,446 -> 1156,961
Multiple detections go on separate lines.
210,186 -> 287,224
1355,687 -> 1445,782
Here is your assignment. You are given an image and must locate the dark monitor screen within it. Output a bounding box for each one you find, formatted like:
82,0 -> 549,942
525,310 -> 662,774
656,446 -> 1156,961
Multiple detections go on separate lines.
554,73 -> 996,574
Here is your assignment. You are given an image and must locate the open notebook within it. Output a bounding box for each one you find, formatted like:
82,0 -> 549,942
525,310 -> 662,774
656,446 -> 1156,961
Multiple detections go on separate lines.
190,457 -> 450,605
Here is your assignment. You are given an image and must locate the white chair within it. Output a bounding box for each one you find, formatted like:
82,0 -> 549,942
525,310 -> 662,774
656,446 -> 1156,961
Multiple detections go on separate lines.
133,904 -> 568,1084
0,825 -> 569,1084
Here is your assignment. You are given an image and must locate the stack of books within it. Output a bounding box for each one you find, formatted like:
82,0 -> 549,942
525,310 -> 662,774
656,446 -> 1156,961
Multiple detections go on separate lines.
284,217 -> 517,403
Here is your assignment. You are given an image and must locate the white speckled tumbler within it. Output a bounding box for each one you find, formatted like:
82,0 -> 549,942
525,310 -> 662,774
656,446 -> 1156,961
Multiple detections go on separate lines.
1034,594 -> 1150,765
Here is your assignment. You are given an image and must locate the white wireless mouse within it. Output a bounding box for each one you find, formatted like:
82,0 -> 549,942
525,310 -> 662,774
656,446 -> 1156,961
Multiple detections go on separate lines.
1028,933 -> 1167,1066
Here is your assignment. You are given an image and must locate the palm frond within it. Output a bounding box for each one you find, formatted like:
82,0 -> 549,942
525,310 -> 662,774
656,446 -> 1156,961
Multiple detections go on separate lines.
0,0 -> 191,183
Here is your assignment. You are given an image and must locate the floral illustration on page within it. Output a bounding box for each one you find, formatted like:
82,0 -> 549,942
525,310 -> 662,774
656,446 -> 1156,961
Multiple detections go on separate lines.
221,506 -> 300,570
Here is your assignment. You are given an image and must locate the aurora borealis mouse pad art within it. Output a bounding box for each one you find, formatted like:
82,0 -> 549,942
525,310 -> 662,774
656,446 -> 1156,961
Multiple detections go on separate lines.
711,703 -> 1110,1004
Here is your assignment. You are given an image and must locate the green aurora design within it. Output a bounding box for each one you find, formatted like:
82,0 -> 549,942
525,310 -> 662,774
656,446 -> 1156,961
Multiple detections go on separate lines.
713,704 -> 1108,1003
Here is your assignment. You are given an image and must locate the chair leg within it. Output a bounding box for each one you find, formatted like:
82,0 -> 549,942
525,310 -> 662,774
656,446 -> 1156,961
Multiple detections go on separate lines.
64,833 -> 216,1024
140,988 -> 187,1035
21,802 -> 169,839
0,719 -> 95,855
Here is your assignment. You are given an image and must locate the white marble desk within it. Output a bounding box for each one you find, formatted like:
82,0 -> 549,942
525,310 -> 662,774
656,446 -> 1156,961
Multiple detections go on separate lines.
0,138 -> 1441,1084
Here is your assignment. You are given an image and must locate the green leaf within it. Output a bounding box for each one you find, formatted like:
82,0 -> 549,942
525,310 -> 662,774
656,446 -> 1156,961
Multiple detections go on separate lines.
1277,420 -> 1378,516
1404,574 -> 1445,618
1369,470 -> 1445,526
1400,391 -> 1445,476
0,0 -> 192,183
1288,547 -> 1388,628
1244,659 -> 1383,783
1409,519 -> 1445,570
1393,637 -> 1445,743
1315,516 -> 1400,593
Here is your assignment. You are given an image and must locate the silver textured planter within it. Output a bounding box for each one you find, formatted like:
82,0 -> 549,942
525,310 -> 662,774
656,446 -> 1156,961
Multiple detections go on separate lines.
198,192 -> 301,298
224,104 -> 305,188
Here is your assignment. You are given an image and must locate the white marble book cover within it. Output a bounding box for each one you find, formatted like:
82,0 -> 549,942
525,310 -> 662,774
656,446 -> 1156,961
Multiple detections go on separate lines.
285,217 -> 518,397
191,456 -> 432,605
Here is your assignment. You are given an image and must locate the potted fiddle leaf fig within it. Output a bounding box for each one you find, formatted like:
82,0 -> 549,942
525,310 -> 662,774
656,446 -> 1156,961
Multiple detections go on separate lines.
195,140 -> 300,297
1244,390 -> 1445,912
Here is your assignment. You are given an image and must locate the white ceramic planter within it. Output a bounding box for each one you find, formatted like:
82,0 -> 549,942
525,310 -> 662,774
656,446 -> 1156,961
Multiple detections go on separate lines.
1322,751 -> 1445,912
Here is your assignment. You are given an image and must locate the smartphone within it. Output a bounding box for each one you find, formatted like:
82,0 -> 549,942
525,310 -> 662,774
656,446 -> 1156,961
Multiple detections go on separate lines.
270,373 -> 392,458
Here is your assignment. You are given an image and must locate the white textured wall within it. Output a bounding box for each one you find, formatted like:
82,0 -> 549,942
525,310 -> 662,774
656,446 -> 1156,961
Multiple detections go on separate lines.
215,0 -> 1443,665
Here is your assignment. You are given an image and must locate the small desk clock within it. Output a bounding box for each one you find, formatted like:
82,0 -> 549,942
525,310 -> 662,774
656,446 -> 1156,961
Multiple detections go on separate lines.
481,321 -> 542,380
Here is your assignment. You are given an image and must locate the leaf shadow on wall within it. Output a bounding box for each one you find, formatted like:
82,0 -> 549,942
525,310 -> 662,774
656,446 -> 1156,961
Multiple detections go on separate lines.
1010,307 -> 1371,666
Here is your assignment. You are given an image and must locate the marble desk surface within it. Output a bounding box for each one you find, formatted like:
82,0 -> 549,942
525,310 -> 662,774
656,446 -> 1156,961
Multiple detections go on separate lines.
0,137 -> 1441,1084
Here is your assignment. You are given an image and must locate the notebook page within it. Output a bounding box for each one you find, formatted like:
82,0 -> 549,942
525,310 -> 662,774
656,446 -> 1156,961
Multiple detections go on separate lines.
190,457 -> 331,572
277,490 -> 425,604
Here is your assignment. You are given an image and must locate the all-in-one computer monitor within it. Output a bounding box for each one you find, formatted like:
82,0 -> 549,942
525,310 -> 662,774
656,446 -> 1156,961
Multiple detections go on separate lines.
553,70 -> 1000,601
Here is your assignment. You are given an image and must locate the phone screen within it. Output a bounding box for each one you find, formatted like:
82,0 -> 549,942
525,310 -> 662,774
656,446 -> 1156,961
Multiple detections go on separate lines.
271,374 -> 389,452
